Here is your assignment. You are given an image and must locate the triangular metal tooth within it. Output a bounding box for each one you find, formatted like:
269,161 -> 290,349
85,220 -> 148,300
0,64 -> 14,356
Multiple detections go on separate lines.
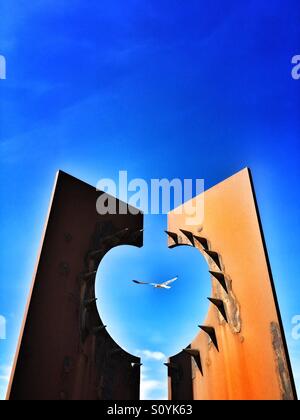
108,227 -> 130,243
208,298 -> 228,323
89,228 -> 130,258
204,249 -> 222,269
82,271 -> 97,281
198,325 -> 219,351
179,229 -> 195,246
88,248 -> 105,260
193,236 -> 209,250
110,348 -> 123,355
164,362 -> 178,371
92,325 -> 107,335
183,349 -> 199,358
209,271 -> 228,293
131,363 -> 143,368
183,349 -> 203,375
103,227 -> 130,243
84,298 -> 98,307
129,229 -> 144,243
165,231 -> 179,247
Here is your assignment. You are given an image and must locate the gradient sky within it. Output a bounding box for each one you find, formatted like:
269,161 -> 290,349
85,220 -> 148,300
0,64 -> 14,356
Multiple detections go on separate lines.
0,0 -> 299,400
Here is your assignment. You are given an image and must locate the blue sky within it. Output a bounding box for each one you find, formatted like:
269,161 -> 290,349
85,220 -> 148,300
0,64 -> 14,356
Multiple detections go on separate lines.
0,0 -> 299,400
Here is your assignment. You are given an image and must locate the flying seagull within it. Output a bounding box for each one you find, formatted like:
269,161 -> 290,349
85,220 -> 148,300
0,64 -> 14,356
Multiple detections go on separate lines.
132,276 -> 178,289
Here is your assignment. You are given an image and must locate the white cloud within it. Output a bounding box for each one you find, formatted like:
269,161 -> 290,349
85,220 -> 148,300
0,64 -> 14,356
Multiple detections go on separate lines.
287,340 -> 300,397
140,366 -> 167,400
0,365 -> 12,382
0,365 -> 11,400
140,379 -> 167,400
0,315 -> 6,340
136,349 -> 166,361
291,357 -> 300,396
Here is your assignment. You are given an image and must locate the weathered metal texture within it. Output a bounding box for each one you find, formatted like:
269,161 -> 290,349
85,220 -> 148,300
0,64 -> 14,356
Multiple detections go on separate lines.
167,168 -> 297,400
7,171 -> 143,400
167,350 -> 194,401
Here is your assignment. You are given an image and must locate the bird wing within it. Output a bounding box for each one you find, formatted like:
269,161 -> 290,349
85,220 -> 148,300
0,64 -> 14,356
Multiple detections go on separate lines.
161,276 -> 178,286
132,280 -> 150,285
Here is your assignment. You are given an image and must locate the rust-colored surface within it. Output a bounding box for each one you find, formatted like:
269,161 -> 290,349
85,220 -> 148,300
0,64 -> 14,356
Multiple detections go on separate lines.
7,171 -> 143,400
167,168 -> 297,400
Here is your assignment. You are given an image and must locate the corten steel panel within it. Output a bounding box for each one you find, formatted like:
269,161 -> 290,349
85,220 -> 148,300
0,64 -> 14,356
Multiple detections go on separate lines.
7,171 -> 143,400
167,351 -> 193,401
167,168 -> 297,400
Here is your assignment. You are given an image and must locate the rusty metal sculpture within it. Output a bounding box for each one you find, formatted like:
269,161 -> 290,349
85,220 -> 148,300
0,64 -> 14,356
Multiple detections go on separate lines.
7,168 -> 297,401
7,171 -> 143,400
167,168 -> 297,400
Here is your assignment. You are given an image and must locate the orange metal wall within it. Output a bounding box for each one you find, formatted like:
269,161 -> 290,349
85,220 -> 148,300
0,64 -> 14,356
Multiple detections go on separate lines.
167,168 -> 296,400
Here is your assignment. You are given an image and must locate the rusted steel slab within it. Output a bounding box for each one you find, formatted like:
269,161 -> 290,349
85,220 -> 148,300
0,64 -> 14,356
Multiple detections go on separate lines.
7,171 -> 143,400
167,168 -> 297,400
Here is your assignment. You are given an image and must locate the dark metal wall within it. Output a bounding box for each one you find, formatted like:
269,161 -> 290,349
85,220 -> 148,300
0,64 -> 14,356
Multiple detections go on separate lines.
167,351 -> 193,401
7,171 -> 143,400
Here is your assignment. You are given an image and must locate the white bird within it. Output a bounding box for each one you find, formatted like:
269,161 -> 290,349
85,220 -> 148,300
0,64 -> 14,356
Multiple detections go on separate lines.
132,276 -> 178,289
